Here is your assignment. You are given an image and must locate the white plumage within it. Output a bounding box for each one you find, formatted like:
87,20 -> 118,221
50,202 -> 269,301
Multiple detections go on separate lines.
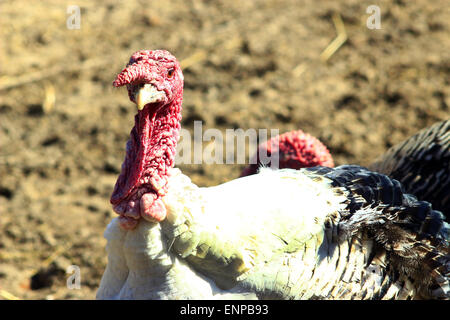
97,166 -> 449,300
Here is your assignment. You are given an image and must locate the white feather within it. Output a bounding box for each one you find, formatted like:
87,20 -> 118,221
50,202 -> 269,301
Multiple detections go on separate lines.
97,168 -> 351,299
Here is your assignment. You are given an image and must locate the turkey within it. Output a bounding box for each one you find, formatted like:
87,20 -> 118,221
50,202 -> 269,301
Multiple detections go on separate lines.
97,50 -> 449,300
243,120 -> 449,221
240,129 -> 334,177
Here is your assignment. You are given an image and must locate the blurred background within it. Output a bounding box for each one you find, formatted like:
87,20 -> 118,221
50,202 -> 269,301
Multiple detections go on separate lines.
0,0 -> 448,299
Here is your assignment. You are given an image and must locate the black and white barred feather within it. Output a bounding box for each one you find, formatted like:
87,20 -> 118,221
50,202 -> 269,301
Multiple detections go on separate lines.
369,119 -> 450,219
305,165 -> 449,299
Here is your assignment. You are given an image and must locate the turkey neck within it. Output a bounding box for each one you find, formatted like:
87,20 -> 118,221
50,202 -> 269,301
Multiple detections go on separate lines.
110,95 -> 183,205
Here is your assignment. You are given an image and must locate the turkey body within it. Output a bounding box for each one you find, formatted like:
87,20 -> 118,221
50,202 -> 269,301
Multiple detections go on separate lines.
369,119 -> 450,219
97,165 -> 449,300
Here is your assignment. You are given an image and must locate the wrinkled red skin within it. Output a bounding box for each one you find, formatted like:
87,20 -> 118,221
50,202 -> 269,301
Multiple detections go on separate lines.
111,50 -> 183,229
241,130 -> 334,177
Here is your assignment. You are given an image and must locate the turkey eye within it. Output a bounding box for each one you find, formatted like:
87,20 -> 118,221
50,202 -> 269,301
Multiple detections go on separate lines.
167,69 -> 175,78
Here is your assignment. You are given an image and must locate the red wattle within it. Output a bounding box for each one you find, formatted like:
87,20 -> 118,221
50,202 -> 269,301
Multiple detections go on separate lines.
110,107 -> 155,205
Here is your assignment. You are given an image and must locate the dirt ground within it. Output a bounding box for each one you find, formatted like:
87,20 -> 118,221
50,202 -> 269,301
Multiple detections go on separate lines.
0,0 -> 448,300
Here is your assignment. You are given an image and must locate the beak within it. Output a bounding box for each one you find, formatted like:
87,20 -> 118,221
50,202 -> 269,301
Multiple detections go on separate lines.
134,84 -> 166,111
